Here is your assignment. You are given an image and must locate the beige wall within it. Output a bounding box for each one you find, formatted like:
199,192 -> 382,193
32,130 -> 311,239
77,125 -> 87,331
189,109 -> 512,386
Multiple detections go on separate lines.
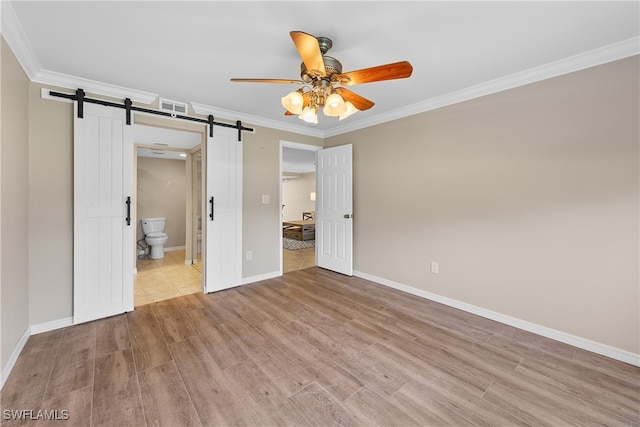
137,157 -> 187,249
282,172 -> 316,221
325,56 -> 640,354
242,127 -> 323,278
28,84 -> 74,326
1,36 -> 30,373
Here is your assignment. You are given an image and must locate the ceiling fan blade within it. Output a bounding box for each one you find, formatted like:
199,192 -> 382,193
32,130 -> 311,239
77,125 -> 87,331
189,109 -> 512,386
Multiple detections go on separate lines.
290,31 -> 326,77
334,88 -> 375,111
338,61 -> 413,85
230,78 -> 304,84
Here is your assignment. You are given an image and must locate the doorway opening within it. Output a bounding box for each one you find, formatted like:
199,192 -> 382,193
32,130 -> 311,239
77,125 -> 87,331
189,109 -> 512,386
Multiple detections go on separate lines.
280,141 -> 321,274
133,124 -> 203,306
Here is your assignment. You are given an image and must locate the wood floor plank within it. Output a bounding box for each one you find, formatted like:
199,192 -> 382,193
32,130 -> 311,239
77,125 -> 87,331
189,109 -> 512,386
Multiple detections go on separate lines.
127,309 -> 172,371
482,380 -> 588,426
43,330 -> 96,401
92,349 -> 145,427
95,314 -> 130,357
35,384 -> 93,427
387,381 -> 476,427
191,298 -> 242,326
223,359 -> 309,426
188,308 -> 249,370
515,359 -> 639,424
138,361 -> 201,426
284,319 -> 360,360
19,329 -> 62,358
344,386 -> 422,426
223,289 -> 275,325
1,349 -> 57,409
151,299 -> 197,344
236,285 -> 310,324
171,293 -> 206,311
288,382 -> 357,427
378,338 -> 494,397
392,376 -> 529,426
253,319 -> 321,367
304,359 -> 365,402
296,312 -> 376,353
170,336 -> 257,427
334,350 -> 409,398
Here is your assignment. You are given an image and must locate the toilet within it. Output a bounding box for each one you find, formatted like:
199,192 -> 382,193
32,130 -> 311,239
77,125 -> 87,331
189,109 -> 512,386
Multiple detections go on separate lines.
141,217 -> 169,259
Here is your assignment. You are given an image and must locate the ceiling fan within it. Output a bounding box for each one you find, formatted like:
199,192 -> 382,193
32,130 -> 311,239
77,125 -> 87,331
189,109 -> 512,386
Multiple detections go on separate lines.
230,31 -> 413,123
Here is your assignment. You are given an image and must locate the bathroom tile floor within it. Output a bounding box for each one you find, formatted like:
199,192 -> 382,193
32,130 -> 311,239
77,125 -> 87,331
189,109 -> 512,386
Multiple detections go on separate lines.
135,250 -> 201,307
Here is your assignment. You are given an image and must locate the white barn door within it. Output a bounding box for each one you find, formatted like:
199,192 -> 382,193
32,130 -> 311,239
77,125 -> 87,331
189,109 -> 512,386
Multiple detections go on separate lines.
204,126 -> 242,292
74,103 -> 134,323
316,144 -> 353,276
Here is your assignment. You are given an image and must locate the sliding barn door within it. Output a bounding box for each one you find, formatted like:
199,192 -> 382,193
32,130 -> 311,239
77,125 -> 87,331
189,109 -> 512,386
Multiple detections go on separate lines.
74,103 -> 134,323
316,144 -> 353,276
204,126 -> 242,292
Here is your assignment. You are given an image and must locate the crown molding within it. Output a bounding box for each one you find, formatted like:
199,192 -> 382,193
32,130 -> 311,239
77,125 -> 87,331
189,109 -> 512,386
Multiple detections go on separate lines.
324,36 -> 640,138
1,1 -> 41,78
32,69 -> 157,104
190,102 -> 324,138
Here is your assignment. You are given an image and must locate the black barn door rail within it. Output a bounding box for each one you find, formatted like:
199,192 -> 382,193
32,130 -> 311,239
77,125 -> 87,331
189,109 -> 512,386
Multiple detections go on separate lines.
50,88 -> 253,142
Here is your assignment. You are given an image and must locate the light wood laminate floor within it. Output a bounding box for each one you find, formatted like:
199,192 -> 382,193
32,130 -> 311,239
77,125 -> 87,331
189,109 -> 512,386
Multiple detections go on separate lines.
2,267 -> 638,426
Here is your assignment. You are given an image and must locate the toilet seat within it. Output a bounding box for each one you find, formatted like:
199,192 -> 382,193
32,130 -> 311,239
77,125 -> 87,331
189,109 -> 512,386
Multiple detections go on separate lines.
146,232 -> 167,239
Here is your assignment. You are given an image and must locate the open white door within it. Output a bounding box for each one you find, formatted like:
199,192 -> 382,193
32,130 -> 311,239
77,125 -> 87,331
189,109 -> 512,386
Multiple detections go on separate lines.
204,125 -> 242,292
316,144 -> 353,275
74,103 -> 134,323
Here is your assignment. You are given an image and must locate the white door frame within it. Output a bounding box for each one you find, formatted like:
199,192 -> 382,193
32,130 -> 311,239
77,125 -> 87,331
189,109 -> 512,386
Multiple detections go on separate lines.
279,140 -> 322,275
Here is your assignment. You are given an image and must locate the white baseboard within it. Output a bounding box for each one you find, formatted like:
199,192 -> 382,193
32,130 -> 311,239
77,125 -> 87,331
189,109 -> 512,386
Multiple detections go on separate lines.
354,270 -> 640,367
164,246 -> 186,252
30,317 -> 74,335
1,327 -> 30,390
242,271 -> 281,285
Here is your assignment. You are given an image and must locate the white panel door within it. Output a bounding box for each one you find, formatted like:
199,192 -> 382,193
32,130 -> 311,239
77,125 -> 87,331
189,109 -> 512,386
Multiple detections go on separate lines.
316,144 -> 353,275
74,103 -> 134,323
205,125 -> 242,292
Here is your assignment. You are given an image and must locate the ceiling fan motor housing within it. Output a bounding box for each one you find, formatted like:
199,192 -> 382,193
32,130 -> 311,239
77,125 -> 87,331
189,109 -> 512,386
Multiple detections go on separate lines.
300,56 -> 343,82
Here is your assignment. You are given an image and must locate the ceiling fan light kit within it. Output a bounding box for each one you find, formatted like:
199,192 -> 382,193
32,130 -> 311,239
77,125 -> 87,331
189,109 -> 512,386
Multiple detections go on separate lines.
231,31 -> 413,125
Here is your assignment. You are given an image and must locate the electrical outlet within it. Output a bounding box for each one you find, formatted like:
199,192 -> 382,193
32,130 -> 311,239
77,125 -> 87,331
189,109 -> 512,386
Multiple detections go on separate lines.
246,251 -> 252,261
430,261 -> 439,274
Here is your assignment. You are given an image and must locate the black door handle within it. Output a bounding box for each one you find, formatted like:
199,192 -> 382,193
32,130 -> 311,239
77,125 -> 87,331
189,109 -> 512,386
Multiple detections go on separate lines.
209,196 -> 214,221
125,197 -> 131,226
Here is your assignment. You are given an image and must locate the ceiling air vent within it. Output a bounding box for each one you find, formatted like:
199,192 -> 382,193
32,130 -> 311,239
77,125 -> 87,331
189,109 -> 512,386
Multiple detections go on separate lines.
159,98 -> 188,116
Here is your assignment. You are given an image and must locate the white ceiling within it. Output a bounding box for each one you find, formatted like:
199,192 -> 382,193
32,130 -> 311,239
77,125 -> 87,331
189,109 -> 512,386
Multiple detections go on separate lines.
4,1 -> 639,138
134,124 -> 202,159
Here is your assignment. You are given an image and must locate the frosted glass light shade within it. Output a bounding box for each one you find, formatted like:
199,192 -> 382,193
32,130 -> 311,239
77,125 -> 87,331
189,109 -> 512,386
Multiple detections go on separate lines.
299,106 -> 318,124
339,101 -> 358,120
281,90 -> 304,114
323,93 -> 347,117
